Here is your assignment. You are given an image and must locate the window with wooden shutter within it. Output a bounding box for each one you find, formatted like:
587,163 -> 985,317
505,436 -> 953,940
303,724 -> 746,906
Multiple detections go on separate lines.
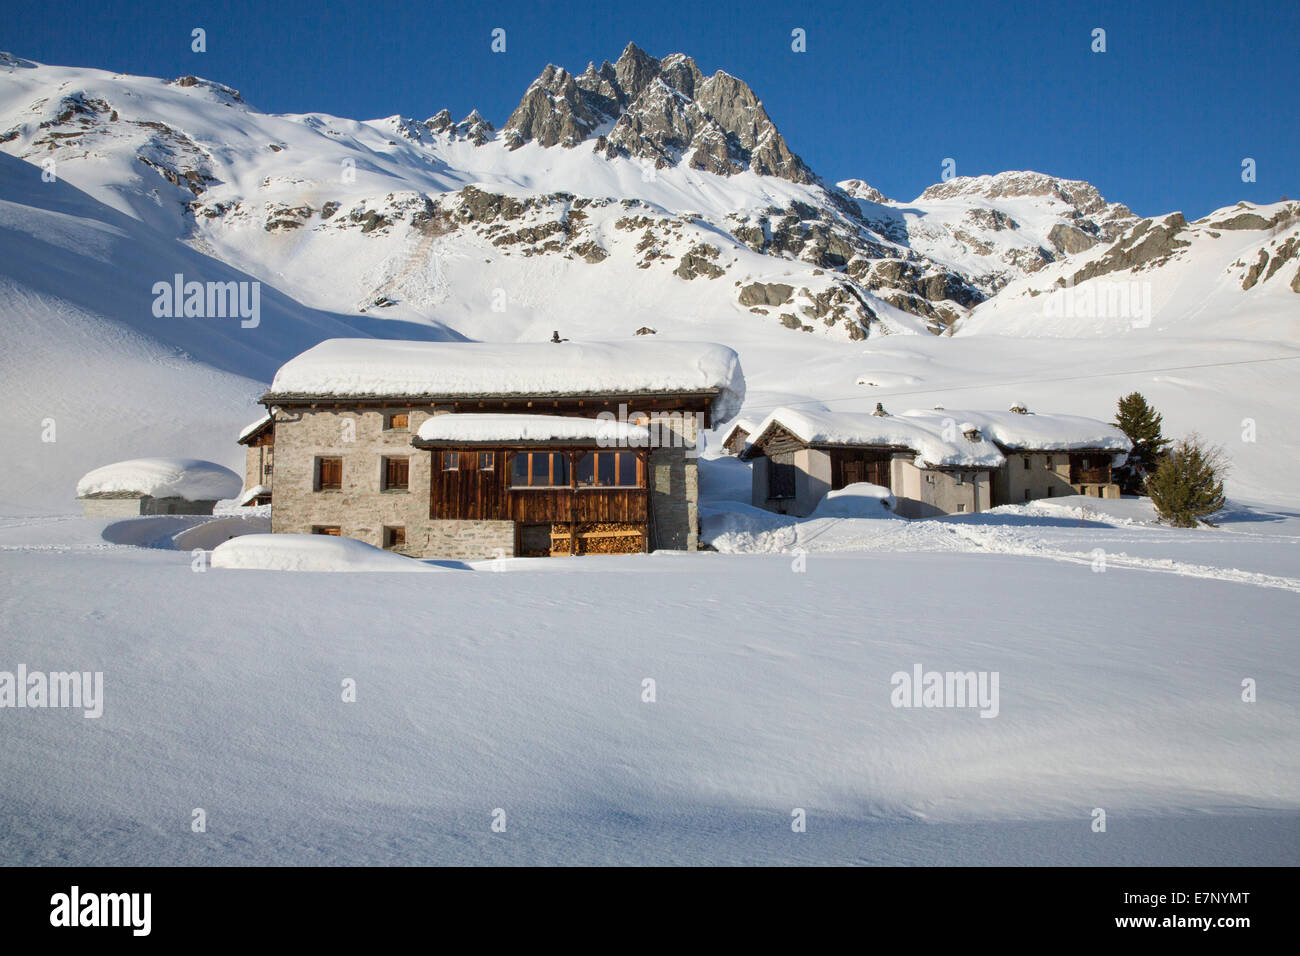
386,412 -> 409,430
384,456 -> 409,490
317,457 -> 342,490
383,526 -> 405,549
312,525 -> 341,536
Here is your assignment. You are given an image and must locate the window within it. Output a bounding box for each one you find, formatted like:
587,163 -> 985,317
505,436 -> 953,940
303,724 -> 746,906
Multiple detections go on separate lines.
383,526 -> 405,549
317,457 -> 342,490
1047,487 -> 1054,497
1024,488 -> 1032,501
1044,457 -> 1054,469
576,451 -> 640,487
768,460 -> 796,500
511,451 -> 570,488
1023,456 -> 1031,470
383,456 -> 409,491
312,525 -> 341,536
955,472 -> 965,485
386,412 -> 409,430
957,503 -> 967,512
443,451 -> 460,471
479,451 -> 495,471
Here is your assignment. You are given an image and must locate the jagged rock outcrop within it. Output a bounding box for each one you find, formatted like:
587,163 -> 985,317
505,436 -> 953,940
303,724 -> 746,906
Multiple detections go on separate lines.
502,43 -> 812,183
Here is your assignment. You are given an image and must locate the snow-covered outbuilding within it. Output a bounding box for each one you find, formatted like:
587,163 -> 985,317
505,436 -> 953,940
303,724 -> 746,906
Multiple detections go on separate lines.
237,412 -> 274,506
740,404 -> 1130,518
253,338 -> 746,558
717,417 -> 757,456
75,458 -> 242,517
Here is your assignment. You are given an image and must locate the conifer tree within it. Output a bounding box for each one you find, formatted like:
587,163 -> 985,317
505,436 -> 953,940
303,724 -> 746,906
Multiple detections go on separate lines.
1113,392 -> 1170,491
1146,435 -> 1228,527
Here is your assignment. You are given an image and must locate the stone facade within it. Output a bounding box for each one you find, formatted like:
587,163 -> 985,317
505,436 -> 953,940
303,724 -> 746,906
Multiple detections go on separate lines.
243,443 -> 274,497
269,405 -> 437,553
267,403 -> 704,559
750,448 -> 991,518
889,457 -> 992,518
646,411 -> 701,549
992,451 -> 1076,505
751,447 -> 830,517
79,495 -> 218,518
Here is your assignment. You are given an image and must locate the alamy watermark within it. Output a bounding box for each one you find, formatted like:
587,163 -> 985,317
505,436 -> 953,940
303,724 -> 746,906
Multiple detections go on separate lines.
890,664 -> 1000,718
1042,275 -> 1152,328
0,665 -> 103,718
152,273 -> 260,328
596,403 -> 705,457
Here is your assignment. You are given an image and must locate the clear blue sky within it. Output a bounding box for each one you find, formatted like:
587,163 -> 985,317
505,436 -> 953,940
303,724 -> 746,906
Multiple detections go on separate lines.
8,0 -> 1297,217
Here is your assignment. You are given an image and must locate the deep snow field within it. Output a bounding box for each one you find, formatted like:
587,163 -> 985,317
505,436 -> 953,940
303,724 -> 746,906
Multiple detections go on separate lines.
1,492 -> 1296,865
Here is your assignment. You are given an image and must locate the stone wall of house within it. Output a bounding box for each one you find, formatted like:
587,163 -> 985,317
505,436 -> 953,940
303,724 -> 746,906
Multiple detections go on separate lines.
993,452 -> 1075,505
244,444 -> 273,494
269,405 -> 436,552
750,448 -> 830,517
414,519 -> 516,561
647,411 -> 702,550
79,497 -> 146,518
891,458 -> 991,518
80,496 -> 218,518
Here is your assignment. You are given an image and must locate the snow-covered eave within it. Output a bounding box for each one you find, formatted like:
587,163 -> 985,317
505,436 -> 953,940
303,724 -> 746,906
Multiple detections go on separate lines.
237,412 -> 274,445
990,440 -> 1131,454
412,437 -> 648,448
238,485 -> 271,505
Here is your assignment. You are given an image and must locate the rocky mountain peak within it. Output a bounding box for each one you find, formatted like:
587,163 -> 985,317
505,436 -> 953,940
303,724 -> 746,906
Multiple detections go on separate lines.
502,43 -> 812,183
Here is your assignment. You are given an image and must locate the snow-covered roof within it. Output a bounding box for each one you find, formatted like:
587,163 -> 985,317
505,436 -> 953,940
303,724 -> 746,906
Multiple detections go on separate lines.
265,339 -> 746,421
415,414 -> 651,445
898,408 -> 1132,453
744,407 -> 1006,468
76,458 -> 242,501
719,417 -> 757,444
238,484 -> 271,505
237,412 -> 273,444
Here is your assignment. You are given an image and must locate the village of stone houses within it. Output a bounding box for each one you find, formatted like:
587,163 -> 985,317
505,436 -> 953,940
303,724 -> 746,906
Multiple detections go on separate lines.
1,37 -> 1296,868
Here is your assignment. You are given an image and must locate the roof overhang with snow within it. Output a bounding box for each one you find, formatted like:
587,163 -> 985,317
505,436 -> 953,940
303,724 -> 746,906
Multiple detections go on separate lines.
412,414 -> 652,447
237,412 -> 274,445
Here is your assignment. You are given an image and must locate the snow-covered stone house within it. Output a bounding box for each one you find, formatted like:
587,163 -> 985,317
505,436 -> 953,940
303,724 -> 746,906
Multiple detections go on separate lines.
741,404 -> 1129,518
253,338 -> 745,558
76,458 -> 242,517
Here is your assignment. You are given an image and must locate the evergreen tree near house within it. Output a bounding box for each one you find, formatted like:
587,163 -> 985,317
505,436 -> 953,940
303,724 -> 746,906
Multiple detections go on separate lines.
1113,392 -> 1171,492
1145,435 -> 1228,527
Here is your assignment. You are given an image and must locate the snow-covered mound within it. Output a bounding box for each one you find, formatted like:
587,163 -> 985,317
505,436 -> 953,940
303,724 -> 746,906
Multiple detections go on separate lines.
210,534 -> 436,572
269,339 -> 746,421
76,458 -> 241,500
809,482 -> 896,517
